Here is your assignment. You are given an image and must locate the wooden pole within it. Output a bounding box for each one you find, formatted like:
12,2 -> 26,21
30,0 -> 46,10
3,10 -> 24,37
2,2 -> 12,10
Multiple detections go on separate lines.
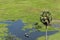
46,26 -> 48,40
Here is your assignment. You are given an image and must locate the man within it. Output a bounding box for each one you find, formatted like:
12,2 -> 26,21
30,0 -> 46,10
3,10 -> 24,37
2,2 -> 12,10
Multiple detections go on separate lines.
40,11 -> 52,26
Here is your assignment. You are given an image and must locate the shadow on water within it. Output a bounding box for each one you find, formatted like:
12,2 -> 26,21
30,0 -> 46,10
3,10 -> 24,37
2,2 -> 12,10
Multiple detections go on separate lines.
0,20 -> 59,40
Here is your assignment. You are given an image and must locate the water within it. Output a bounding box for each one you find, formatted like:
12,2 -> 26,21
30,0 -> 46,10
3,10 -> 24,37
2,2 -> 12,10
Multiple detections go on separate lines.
0,20 -> 59,40
52,23 -> 60,28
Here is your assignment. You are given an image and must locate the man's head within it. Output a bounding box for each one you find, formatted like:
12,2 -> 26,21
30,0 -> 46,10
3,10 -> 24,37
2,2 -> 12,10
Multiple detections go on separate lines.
40,11 -> 52,26
41,11 -> 51,17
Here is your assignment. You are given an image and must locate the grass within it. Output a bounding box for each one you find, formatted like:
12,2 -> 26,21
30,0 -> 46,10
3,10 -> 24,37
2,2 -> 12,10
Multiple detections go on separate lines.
0,0 -> 60,22
49,32 -> 60,40
36,36 -> 45,40
0,0 -> 60,40
36,32 -> 60,40
0,24 -> 8,40
0,0 -> 60,30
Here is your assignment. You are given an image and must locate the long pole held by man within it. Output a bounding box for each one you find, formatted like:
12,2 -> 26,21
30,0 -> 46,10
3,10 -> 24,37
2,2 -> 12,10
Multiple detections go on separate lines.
40,11 -> 52,40
46,24 -> 48,40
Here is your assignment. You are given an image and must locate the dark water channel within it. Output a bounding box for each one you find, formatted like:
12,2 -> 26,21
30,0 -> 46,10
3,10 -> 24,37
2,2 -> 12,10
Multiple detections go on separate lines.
0,20 -> 59,40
